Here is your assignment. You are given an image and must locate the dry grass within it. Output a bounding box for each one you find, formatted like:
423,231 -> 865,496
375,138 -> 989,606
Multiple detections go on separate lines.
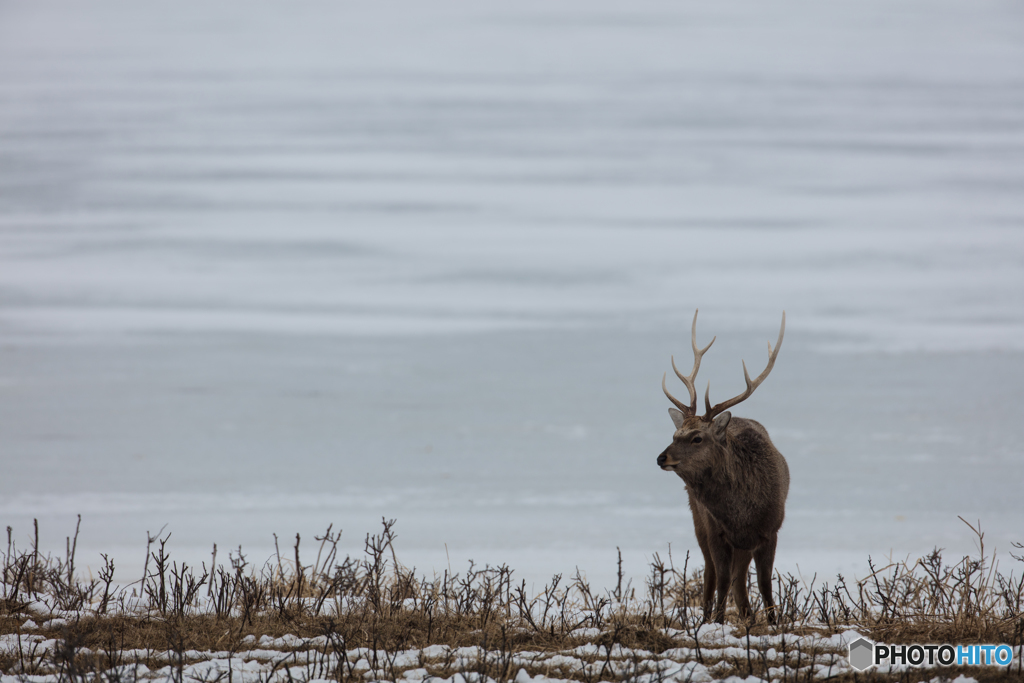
2,517 -> 1023,682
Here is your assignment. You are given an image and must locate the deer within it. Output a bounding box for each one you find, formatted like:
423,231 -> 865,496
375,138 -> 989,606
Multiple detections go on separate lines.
656,310 -> 789,625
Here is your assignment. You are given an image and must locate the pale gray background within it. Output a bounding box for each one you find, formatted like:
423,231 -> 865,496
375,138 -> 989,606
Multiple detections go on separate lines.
1,1 -> 1022,590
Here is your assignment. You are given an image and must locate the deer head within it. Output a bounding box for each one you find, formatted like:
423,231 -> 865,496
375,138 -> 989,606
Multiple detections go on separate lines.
656,409 -> 736,479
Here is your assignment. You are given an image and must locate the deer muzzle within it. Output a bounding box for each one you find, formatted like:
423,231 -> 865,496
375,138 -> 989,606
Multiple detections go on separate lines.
657,449 -> 677,470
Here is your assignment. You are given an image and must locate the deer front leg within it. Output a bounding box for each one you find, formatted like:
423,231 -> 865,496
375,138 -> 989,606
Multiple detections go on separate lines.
754,532 -> 779,624
730,548 -> 754,623
701,558 -> 716,620
709,536 -> 733,624
691,501 -> 717,621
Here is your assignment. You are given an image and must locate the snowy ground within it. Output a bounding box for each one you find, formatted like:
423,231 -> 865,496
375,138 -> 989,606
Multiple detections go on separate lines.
1,607 -> 1014,683
0,626 -> 883,683
1,0 -> 1023,592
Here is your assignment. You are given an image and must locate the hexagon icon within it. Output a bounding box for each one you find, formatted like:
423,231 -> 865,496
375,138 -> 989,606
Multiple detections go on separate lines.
848,637 -> 875,671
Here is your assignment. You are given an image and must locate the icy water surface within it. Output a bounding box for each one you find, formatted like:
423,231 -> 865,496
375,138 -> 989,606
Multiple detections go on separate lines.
1,1 -> 1023,589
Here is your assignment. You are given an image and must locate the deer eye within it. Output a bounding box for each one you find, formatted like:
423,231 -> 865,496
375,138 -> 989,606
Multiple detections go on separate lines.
691,435 -> 703,444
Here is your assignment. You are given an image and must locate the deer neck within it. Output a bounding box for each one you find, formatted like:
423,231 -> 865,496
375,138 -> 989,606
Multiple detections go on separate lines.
684,456 -> 763,549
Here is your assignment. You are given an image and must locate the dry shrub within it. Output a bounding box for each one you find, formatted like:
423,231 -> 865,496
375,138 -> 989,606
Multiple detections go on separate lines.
2,516 -> 1023,682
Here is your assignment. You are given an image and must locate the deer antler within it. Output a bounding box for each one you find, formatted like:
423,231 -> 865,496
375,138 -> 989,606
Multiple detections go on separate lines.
704,311 -> 785,421
663,309 -> 716,417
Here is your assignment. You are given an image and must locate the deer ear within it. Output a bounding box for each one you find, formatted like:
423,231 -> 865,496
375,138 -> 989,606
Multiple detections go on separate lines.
711,411 -> 732,440
668,407 -> 686,430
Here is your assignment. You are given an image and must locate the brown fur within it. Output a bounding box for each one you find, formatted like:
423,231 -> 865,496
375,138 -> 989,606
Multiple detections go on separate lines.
658,410 -> 789,624
656,311 -> 789,624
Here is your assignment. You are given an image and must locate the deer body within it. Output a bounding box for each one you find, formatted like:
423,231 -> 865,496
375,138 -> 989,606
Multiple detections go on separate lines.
656,311 -> 789,624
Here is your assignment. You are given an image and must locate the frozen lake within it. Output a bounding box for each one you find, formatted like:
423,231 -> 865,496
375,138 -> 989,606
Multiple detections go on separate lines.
1,0 -> 1023,592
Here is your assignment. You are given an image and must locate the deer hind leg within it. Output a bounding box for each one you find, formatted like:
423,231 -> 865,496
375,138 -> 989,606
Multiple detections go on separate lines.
730,548 -> 754,623
753,532 -> 779,624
